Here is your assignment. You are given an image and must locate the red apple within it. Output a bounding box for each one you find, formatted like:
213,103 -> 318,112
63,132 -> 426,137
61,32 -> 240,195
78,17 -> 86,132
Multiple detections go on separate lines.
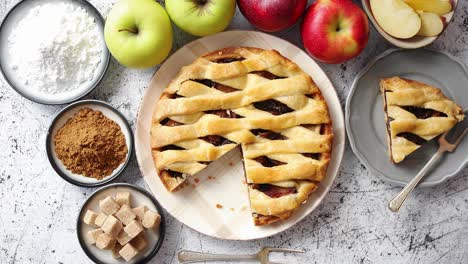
301,0 -> 369,64
238,0 -> 307,32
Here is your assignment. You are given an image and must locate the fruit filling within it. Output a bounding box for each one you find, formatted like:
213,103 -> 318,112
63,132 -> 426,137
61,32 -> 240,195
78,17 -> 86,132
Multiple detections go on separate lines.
250,129 -> 287,140
253,156 -> 286,167
194,79 -> 238,93
251,70 -> 283,80
205,109 -> 244,118
200,135 -> 235,146
161,145 -> 185,151
160,118 -> 183,126
252,184 -> 297,198
302,153 -> 321,160
165,170 -> 184,179
253,99 -> 294,115
400,106 -> 447,119
396,132 -> 427,145
214,57 -> 245,63
167,93 -> 184,99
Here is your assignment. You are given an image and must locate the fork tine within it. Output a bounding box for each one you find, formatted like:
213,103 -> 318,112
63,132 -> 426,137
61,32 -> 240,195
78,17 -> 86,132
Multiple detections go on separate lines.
267,248 -> 305,254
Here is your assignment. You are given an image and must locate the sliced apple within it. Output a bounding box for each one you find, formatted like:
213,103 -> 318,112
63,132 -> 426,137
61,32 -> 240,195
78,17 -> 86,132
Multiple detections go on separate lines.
417,12 -> 444,37
370,0 -> 421,39
403,0 -> 452,15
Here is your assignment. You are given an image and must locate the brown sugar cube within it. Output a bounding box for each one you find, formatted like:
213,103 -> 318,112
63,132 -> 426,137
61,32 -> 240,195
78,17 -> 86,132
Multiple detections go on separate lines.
101,215 -> 123,236
124,220 -> 143,238
132,206 -> 147,222
131,234 -> 148,251
119,243 -> 139,262
94,213 -> 108,227
99,196 -> 121,215
112,244 -> 123,259
142,210 -> 161,229
115,205 -> 136,225
96,233 -> 116,250
85,228 -> 103,245
115,192 -> 131,206
83,210 -> 99,227
116,230 -> 132,246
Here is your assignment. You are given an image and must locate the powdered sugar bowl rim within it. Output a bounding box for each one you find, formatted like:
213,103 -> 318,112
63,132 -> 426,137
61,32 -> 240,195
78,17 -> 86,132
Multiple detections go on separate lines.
46,99 -> 134,187
0,0 -> 110,105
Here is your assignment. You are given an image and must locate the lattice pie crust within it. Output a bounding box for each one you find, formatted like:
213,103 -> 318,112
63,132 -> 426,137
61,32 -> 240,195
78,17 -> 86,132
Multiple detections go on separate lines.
381,77 -> 464,163
151,47 -> 334,225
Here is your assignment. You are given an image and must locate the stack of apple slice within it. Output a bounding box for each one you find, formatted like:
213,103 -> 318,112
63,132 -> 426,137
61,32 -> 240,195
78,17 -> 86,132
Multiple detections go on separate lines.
370,0 -> 453,39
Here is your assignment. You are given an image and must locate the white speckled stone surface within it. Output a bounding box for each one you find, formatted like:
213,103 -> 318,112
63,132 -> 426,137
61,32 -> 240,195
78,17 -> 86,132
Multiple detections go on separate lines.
1,1 -> 468,263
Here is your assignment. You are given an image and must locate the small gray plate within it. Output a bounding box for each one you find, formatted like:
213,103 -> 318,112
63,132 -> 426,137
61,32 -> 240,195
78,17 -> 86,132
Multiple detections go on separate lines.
46,100 -> 134,187
346,48 -> 468,187
77,183 -> 165,264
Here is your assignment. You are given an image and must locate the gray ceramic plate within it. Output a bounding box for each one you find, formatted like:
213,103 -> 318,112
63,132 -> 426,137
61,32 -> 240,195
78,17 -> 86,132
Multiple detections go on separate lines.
46,100 -> 134,187
346,48 -> 468,187
77,183 -> 165,264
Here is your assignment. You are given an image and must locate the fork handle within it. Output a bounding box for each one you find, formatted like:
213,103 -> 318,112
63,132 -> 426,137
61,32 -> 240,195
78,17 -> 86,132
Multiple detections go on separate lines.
388,151 -> 443,212
178,250 -> 257,263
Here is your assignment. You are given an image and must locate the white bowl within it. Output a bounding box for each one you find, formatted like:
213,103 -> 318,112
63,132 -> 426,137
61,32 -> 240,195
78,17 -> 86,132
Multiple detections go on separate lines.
362,0 -> 458,49
0,0 -> 110,104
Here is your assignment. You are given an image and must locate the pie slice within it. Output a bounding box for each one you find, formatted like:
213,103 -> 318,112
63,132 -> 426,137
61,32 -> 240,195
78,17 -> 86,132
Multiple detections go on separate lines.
380,77 -> 464,163
150,47 -> 333,225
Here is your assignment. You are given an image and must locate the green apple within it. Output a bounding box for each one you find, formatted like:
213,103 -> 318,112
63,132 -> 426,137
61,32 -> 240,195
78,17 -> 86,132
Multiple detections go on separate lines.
165,0 -> 236,36
104,0 -> 173,68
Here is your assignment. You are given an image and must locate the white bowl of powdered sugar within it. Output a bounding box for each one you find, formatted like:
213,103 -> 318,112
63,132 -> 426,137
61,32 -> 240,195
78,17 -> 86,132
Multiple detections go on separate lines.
0,0 -> 110,104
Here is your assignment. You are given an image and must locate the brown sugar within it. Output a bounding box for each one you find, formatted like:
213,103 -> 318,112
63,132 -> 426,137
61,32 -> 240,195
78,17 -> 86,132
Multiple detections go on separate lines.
54,108 -> 128,179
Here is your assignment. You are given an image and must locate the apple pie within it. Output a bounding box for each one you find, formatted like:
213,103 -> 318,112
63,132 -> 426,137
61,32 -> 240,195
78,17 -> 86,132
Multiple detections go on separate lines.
151,47 -> 333,225
380,77 -> 464,163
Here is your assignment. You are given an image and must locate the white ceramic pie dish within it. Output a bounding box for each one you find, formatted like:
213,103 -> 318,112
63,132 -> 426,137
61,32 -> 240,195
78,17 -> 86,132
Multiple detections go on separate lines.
361,0 -> 459,49
135,30 -> 345,240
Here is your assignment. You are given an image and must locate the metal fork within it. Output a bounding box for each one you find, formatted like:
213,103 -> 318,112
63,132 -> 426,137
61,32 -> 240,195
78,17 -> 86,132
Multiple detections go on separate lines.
178,247 -> 305,264
388,127 -> 468,212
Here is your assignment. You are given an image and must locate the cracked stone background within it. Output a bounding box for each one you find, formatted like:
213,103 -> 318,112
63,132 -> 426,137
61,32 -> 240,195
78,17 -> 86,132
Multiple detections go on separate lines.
1,0 -> 468,263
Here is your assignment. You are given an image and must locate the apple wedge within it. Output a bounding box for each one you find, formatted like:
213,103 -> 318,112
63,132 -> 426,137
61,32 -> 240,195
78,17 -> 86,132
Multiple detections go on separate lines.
403,0 -> 452,15
417,12 -> 444,37
370,0 -> 421,39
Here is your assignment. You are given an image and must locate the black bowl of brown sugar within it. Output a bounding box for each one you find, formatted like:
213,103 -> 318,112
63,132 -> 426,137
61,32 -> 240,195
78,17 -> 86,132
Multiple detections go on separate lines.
46,99 -> 134,187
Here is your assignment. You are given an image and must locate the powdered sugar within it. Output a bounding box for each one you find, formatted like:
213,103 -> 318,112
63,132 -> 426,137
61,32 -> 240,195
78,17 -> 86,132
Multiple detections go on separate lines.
7,1 -> 103,95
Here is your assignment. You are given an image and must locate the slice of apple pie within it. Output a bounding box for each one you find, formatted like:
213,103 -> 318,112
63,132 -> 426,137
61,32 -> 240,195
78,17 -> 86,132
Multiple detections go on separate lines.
380,77 -> 464,163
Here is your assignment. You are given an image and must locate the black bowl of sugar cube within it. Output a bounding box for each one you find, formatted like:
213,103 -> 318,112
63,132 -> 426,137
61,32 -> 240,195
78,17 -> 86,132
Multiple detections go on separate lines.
77,183 -> 165,264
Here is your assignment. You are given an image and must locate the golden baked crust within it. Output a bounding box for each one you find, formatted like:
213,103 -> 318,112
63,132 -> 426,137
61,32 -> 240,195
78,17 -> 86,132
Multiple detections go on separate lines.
380,77 -> 464,163
151,47 -> 333,225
